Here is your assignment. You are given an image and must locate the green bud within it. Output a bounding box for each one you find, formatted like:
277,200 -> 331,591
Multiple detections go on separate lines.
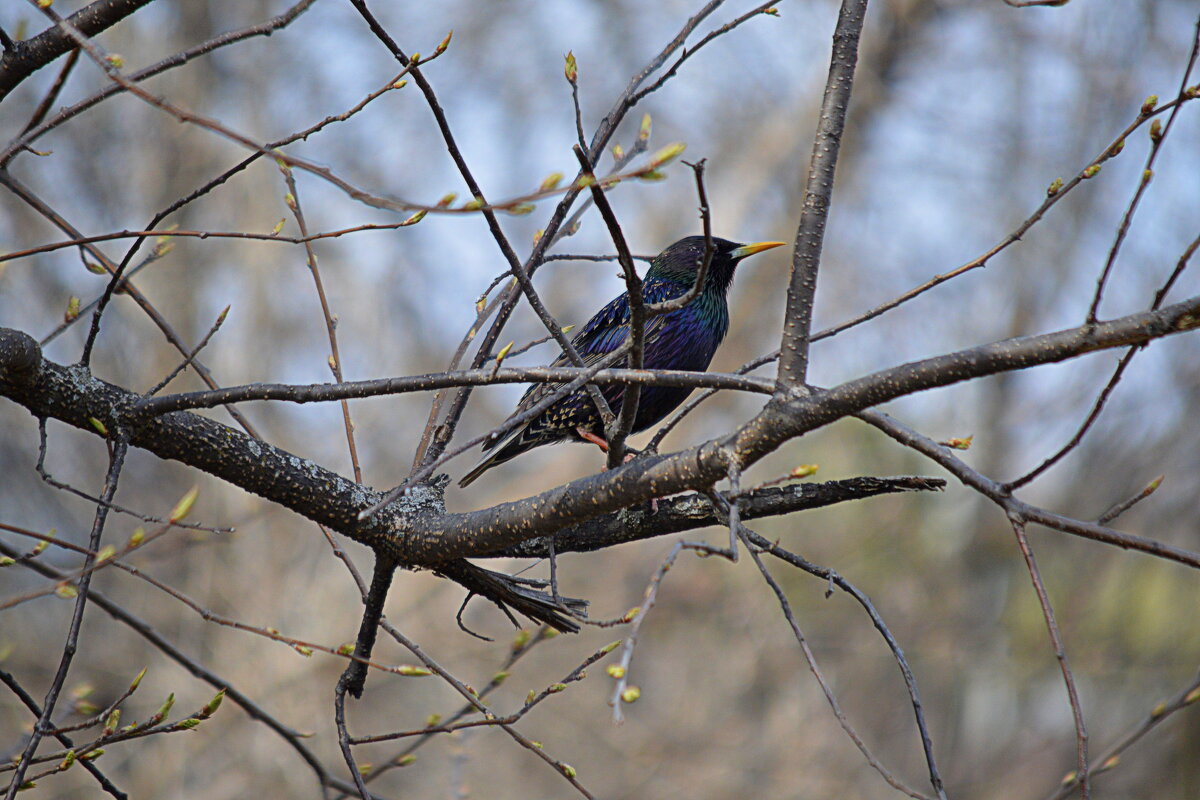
200,689 -> 225,718
168,487 -> 199,523
638,113 -> 652,141
648,141 -> 686,168
397,665 -> 433,676
155,693 -> 175,722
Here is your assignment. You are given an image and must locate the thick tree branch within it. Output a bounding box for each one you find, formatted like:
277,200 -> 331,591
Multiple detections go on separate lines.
3,292 -> 1198,570
487,477 -> 945,559
777,0 -> 870,387
396,294 -> 1200,561
0,326 -> 932,559
0,0 -> 154,102
0,328 -> 583,630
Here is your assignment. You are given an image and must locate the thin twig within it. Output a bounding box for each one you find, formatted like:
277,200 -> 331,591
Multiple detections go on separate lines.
140,358 -> 769,416
1044,670 -> 1200,800
0,668 -> 126,799
143,306 -> 230,397
0,169 -> 262,438
333,680 -> 372,800
34,419 -> 231,533
741,530 -> 938,800
281,165 -> 364,483
20,48 -> 79,135
629,1 -> 782,105
608,538 -> 731,723
1009,516 -> 1090,798
1096,475 -> 1164,525
572,144 -> 643,466
5,435 -> 127,800
1085,17 -> 1200,324
859,409 -> 1200,569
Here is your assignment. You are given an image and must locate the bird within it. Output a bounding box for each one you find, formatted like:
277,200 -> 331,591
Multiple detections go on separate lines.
459,236 -> 785,487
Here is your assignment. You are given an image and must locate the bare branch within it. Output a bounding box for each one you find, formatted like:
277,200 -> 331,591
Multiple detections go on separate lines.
2,0 -> 319,167
1009,516 -> 1090,798
1044,670 -> 1200,800
0,0 -> 155,101
280,164 -> 364,483
742,533 -> 938,800
5,436 -> 127,799
0,169 -> 263,439
572,144 -> 644,465
860,410 -> 1200,569
777,0 -> 870,387
1087,19 -> 1200,323
6,290 -> 1199,567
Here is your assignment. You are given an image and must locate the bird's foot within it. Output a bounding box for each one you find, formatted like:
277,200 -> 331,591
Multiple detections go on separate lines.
579,429 -> 652,509
598,450 -> 639,472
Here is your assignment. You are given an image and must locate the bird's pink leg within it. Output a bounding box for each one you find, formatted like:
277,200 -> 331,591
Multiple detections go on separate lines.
575,427 -> 610,452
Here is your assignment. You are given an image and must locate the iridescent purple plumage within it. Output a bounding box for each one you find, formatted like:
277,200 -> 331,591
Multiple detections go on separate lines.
459,236 -> 784,487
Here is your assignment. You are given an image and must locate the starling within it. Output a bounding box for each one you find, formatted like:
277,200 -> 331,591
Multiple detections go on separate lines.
459,236 -> 785,487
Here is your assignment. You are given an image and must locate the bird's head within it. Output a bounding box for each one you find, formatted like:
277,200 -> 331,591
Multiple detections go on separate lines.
646,236 -> 786,293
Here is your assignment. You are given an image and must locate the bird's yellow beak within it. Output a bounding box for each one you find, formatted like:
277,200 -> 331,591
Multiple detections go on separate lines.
729,241 -> 787,260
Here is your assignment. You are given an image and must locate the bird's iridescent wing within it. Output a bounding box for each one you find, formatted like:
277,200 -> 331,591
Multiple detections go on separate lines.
511,281 -> 683,415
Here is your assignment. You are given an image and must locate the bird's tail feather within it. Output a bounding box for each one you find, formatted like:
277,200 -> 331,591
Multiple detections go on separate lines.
458,426 -> 526,487
437,560 -> 587,633
457,448 -> 503,488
